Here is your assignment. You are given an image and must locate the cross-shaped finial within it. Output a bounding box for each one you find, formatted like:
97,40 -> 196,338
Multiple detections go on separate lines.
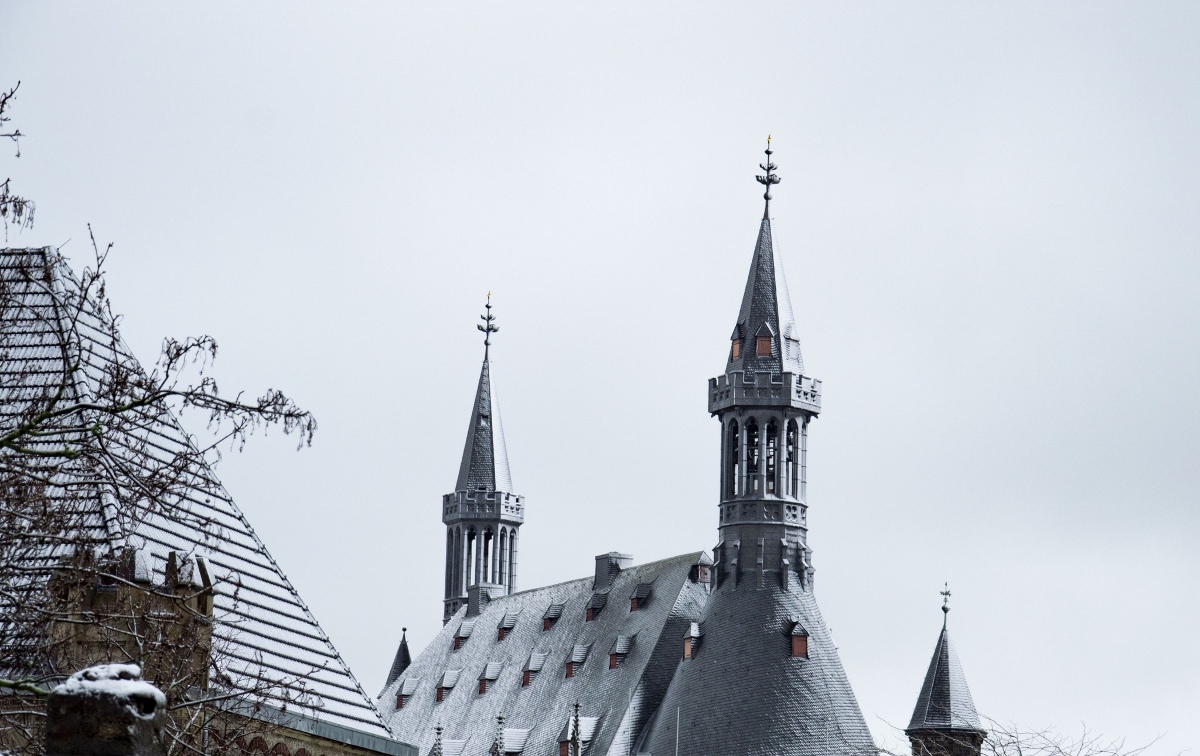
478,293 -> 499,358
755,135 -> 781,219
940,582 -> 951,625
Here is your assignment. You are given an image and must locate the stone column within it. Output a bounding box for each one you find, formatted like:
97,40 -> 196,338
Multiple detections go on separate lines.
46,664 -> 166,756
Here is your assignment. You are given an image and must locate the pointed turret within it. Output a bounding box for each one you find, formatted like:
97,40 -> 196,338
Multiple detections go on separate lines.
455,355 -> 513,493
442,297 -> 525,623
907,588 -> 987,756
644,141 -> 873,756
384,628 -> 412,689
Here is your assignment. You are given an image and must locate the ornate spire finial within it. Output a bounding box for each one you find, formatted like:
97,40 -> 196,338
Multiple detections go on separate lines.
940,582 -> 951,627
490,715 -> 505,756
431,724 -> 444,756
478,293 -> 499,359
755,135 -> 781,219
571,702 -> 582,756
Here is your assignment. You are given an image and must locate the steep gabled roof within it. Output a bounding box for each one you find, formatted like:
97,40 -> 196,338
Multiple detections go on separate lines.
381,552 -> 710,756
0,247 -> 391,736
907,622 -> 985,733
455,356 -> 513,493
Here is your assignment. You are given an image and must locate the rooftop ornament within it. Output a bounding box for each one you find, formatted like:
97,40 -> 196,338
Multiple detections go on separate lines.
478,293 -> 499,359
755,135 -> 782,219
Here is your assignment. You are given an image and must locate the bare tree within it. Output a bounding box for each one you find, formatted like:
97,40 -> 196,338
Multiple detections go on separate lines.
0,82 -> 327,756
1,82 -> 34,236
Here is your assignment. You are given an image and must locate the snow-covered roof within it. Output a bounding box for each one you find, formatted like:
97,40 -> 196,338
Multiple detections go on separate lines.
0,247 -> 391,737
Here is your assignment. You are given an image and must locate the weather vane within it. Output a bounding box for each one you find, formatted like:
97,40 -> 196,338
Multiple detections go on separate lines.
755,135 -> 781,218
940,582 -> 951,625
478,293 -> 499,358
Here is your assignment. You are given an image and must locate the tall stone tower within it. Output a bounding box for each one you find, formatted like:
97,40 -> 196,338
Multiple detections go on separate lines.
643,142 -> 875,756
442,298 -> 524,623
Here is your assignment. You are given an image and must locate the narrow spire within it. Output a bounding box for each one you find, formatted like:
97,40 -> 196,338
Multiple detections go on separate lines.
490,715 -> 505,756
478,292 -> 499,360
755,135 -> 781,219
728,141 -> 805,378
907,591 -> 985,735
571,702 -> 582,756
457,296 -> 513,492
430,725 -> 443,756
384,627 -> 412,688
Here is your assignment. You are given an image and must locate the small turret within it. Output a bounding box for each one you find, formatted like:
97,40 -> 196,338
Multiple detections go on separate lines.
907,586 -> 987,756
383,628 -> 411,689
442,296 -> 524,623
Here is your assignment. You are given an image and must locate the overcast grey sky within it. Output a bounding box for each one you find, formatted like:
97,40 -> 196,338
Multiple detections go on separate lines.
3,3 -> 1198,752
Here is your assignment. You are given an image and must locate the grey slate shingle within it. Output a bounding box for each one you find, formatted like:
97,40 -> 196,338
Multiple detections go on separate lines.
907,622 -> 985,734
381,553 -> 708,756
0,247 -> 390,737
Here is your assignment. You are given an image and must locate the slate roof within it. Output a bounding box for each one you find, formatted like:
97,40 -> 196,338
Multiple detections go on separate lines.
907,620 -> 985,734
456,354 -> 512,493
727,217 -> 806,377
0,247 -> 391,736
640,582 -> 875,756
380,552 -> 710,756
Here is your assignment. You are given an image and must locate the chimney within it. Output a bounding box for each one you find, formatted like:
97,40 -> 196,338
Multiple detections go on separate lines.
593,552 -> 633,592
46,664 -> 166,756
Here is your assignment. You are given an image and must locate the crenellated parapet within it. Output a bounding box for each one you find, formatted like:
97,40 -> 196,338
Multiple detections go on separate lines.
442,490 -> 524,524
708,370 -> 822,415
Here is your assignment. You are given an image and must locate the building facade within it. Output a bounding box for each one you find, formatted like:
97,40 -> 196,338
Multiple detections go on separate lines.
380,146 -> 988,756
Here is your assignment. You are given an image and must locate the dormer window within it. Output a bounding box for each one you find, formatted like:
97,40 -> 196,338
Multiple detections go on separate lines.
731,339 -> 741,360
436,670 -> 460,702
522,652 -> 547,686
789,621 -> 809,658
756,336 -> 772,356
452,618 -> 476,651
586,592 -> 607,621
478,662 -> 502,694
395,677 -> 419,710
629,582 -> 654,611
498,611 -> 519,641
558,714 -> 600,756
566,643 -> 591,677
608,634 -> 635,669
682,622 -> 703,659
543,603 -> 564,631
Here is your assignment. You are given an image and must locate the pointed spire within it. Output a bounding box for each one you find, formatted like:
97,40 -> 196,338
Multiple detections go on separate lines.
456,296 -> 513,493
907,591 -> 986,735
729,144 -> 805,378
384,627 -> 412,688
430,724 -> 443,756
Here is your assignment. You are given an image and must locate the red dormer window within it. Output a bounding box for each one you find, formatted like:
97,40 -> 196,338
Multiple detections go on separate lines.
586,608 -> 596,622
497,628 -> 508,641
453,637 -> 464,650
565,662 -> 575,678
731,339 -> 741,359
435,687 -> 445,702
756,336 -> 772,356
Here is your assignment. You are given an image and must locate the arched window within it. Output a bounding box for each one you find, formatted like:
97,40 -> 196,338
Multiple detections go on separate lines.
786,420 -> 798,497
745,418 -> 760,494
727,420 -> 740,497
765,419 -> 778,495
466,528 -> 477,587
499,529 -> 508,586
446,530 -> 454,596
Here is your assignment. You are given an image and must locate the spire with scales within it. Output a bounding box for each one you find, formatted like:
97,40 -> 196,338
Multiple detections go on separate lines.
907,587 -> 988,756
442,296 -> 524,623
